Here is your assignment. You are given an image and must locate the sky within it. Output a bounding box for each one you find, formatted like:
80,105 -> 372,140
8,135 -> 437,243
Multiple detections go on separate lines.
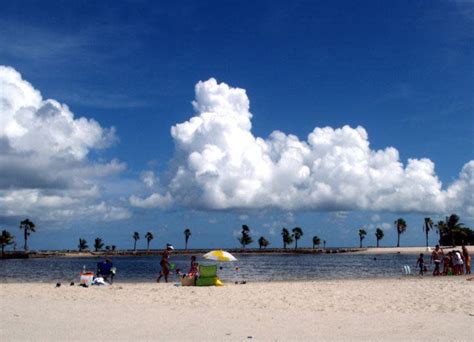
0,0 -> 473,250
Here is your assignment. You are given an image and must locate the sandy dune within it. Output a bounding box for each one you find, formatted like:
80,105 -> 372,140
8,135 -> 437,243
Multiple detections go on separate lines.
1,277 -> 473,341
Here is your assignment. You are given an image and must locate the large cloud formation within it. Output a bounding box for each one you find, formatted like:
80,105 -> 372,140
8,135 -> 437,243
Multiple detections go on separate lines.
0,66 -> 130,221
134,78 -> 473,216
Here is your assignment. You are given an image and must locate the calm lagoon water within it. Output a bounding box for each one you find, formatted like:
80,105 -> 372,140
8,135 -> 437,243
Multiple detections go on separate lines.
0,253 -> 418,283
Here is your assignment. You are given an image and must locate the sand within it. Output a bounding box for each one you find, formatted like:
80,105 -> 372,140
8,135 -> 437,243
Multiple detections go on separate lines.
1,277 -> 473,341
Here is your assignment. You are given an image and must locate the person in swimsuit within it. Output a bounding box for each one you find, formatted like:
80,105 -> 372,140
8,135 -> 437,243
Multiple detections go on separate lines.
430,245 -> 443,276
188,255 -> 199,276
157,244 -> 174,283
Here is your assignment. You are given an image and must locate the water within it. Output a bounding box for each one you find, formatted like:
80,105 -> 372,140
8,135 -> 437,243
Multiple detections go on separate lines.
0,253 -> 417,283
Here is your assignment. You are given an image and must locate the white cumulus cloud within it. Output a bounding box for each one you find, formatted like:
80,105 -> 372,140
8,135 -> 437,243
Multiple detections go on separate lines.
159,78 -> 473,216
0,65 -> 129,221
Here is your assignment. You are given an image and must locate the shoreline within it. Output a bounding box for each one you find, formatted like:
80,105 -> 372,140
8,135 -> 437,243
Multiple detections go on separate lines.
2,246 -> 472,259
1,277 -> 472,341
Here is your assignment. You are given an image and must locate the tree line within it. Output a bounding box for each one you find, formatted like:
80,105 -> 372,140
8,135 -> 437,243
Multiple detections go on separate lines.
1,214 -> 473,257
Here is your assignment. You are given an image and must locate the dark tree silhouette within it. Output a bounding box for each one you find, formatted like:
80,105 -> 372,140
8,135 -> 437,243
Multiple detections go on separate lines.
375,228 -> 384,248
358,229 -> 367,248
78,238 -> 88,252
184,228 -> 191,250
238,225 -> 253,249
1,230 -> 14,257
394,218 -> 407,247
281,228 -> 294,249
423,217 -> 433,247
19,219 -> 35,251
145,231 -> 154,252
312,236 -> 321,249
258,236 -> 269,249
94,238 -> 104,252
133,232 -> 140,251
292,227 -> 303,249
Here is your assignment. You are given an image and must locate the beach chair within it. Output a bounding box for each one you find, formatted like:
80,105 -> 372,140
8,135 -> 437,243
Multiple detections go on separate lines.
97,261 -> 115,284
196,264 -> 218,286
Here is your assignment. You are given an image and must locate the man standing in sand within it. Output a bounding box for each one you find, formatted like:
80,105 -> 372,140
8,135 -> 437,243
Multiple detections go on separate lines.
430,245 -> 443,276
157,244 -> 174,283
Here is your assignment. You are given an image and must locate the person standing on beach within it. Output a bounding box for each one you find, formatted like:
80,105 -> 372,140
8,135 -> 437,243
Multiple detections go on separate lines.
416,253 -> 425,276
461,245 -> 471,275
430,245 -> 443,276
157,244 -> 174,283
453,250 -> 464,275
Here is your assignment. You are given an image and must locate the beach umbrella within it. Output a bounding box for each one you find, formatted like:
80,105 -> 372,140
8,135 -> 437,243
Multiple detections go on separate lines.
203,250 -> 237,262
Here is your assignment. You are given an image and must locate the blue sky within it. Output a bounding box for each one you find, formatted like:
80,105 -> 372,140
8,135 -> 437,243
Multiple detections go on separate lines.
0,0 -> 473,250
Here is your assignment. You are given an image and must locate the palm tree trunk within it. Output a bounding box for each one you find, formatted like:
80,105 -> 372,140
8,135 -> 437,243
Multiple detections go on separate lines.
295,239 -> 298,250
376,239 -> 379,248
185,240 -> 188,250
425,231 -> 429,248
360,238 -> 362,248
24,230 -> 28,251
134,240 -> 137,251
397,232 -> 400,247
147,241 -> 150,252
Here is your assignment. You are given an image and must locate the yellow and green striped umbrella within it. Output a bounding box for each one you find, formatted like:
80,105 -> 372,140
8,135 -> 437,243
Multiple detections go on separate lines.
203,250 -> 237,262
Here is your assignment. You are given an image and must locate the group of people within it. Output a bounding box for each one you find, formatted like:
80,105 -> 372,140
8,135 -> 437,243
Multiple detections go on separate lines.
416,245 -> 471,276
156,243 -> 199,283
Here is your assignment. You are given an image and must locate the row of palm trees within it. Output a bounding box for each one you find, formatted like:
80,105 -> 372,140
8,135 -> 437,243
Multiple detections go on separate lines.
358,214 -> 473,248
239,225 -> 327,250
358,228 -> 384,248
77,228 -> 192,252
0,219 -> 35,257
1,214 -> 472,257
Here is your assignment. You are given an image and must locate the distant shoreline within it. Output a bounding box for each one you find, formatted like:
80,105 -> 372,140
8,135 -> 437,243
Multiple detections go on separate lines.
2,245 -> 472,259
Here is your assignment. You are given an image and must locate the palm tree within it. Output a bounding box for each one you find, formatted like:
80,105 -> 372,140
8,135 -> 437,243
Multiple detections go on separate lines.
94,238 -> 104,252
133,232 -> 140,251
281,228 -> 294,249
238,225 -> 253,249
1,230 -> 14,257
78,238 -> 88,252
394,218 -> 407,247
423,217 -> 433,247
258,236 -> 269,249
292,227 -> 303,249
439,214 -> 472,246
358,229 -> 367,248
19,219 -> 35,251
375,228 -> 384,247
145,231 -> 154,252
184,228 -> 191,250
312,236 -> 321,249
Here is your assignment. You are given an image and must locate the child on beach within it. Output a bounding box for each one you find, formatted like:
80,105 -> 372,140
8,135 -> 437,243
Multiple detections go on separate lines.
416,253 -> 424,276
188,255 -> 199,276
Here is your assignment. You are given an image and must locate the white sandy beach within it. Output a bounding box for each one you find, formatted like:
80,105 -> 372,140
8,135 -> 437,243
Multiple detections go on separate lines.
1,277 -> 473,341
